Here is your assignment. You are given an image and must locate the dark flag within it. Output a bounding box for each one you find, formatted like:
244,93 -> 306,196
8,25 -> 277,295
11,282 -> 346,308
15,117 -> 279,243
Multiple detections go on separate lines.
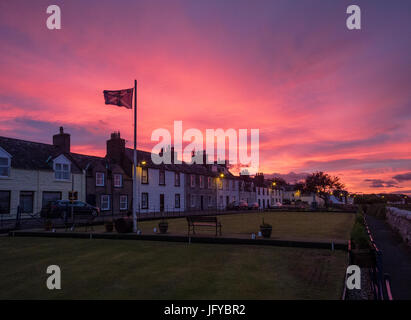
103,88 -> 133,109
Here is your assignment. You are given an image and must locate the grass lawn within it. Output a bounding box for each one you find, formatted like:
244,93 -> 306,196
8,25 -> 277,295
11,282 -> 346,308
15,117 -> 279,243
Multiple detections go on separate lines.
0,236 -> 346,300
136,211 -> 355,241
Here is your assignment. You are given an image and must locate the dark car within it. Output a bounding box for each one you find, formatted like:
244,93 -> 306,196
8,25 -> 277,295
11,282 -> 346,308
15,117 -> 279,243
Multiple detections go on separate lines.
40,200 -> 99,219
226,201 -> 239,211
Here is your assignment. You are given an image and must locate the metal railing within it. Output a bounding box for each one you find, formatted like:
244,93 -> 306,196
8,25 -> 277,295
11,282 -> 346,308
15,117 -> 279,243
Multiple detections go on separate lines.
363,217 -> 393,300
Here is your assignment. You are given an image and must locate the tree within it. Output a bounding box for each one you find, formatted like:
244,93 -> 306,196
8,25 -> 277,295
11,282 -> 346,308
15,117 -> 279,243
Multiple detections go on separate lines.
271,177 -> 288,188
304,172 -> 345,208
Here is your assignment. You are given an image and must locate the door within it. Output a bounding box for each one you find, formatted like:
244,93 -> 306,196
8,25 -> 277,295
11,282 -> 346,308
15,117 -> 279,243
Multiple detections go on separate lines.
160,194 -> 164,212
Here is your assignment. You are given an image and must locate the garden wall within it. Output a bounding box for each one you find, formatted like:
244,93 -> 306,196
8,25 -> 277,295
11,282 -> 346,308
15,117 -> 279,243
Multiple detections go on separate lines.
386,207 -> 411,246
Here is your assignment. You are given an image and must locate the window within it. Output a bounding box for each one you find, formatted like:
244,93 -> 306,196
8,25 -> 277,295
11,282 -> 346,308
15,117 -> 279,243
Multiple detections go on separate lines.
175,194 -> 180,208
20,191 -> 34,213
207,177 -> 212,189
114,174 -> 123,187
218,179 -> 223,189
141,192 -> 148,209
199,176 -> 204,188
190,175 -> 195,187
0,157 -> 10,177
42,191 -> 61,208
190,194 -> 196,207
96,172 -> 105,186
55,163 -> 70,180
174,172 -> 180,187
120,195 -> 128,210
101,195 -> 110,211
141,168 -> 148,184
0,191 -> 11,214
208,196 -> 212,207
159,170 -> 165,185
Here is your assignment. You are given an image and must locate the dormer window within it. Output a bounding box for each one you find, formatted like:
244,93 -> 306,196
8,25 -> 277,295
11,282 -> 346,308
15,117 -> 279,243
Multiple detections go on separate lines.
0,157 -> 10,177
55,163 -> 70,180
53,155 -> 71,181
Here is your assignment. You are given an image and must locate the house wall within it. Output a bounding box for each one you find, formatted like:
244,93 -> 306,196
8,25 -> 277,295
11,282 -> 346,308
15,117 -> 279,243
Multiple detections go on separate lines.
239,191 -> 256,204
0,168 -> 85,219
270,188 -> 284,206
185,174 -> 217,211
85,167 -> 133,216
137,167 -> 185,213
216,178 -> 239,209
256,186 -> 270,208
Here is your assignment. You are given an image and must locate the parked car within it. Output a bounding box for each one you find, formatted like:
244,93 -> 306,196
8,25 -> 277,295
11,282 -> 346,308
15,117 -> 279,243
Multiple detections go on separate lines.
226,201 -> 239,211
239,200 -> 248,210
248,202 -> 259,210
40,200 -> 99,219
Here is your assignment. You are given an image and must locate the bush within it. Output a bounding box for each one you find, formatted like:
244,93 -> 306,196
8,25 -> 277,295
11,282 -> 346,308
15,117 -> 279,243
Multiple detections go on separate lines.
351,222 -> 370,249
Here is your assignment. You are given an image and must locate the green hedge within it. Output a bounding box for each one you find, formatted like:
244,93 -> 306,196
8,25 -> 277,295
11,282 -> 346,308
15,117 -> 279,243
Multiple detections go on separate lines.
350,208 -> 370,249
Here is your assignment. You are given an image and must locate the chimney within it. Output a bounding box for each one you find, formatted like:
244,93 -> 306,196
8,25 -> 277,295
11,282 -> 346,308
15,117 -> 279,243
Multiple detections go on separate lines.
254,172 -> 264,186
106,131 -> 125,164
53,126 -> 70,153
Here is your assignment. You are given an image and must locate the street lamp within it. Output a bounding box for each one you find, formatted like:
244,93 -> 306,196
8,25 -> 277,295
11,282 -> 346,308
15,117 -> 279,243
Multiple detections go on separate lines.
220,173 -> 225,178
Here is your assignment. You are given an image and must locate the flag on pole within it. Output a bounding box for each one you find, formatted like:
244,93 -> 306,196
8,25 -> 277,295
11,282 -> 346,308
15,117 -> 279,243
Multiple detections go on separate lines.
103,88 -> 133,109
102,82 -> 138,234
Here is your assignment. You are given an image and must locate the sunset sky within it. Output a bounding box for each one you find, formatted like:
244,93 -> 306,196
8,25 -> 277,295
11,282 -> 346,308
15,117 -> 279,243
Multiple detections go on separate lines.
0,0 -> 410,194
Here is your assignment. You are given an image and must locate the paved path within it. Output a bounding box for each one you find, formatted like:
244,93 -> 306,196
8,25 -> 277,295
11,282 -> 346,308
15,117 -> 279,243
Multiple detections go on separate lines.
366,215 -> 411,300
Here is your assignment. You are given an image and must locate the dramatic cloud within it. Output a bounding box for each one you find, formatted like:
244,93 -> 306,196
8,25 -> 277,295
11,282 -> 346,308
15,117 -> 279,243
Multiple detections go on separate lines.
393,172 -> 411,182
364,179 -> 401,189
265,172 -> 309,184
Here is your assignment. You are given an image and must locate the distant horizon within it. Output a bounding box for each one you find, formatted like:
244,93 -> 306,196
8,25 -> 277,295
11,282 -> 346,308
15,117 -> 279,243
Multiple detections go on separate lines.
1,0 -> 410,195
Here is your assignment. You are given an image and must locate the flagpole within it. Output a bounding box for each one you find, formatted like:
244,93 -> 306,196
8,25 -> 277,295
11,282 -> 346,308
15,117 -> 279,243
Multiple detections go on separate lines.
133,79 -> 138,233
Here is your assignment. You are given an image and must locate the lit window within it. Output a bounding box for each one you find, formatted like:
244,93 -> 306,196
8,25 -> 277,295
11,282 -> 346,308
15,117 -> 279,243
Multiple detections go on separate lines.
199,176 -> 204,188
207,177 -> 212,189
101,195 -> 110,211
0,157 -> 10,177
114,174 -> 122,187
190,175 -> 195,187
120,195 -> 128,210
96,172 -> 105,186
55,163 -> 70,180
